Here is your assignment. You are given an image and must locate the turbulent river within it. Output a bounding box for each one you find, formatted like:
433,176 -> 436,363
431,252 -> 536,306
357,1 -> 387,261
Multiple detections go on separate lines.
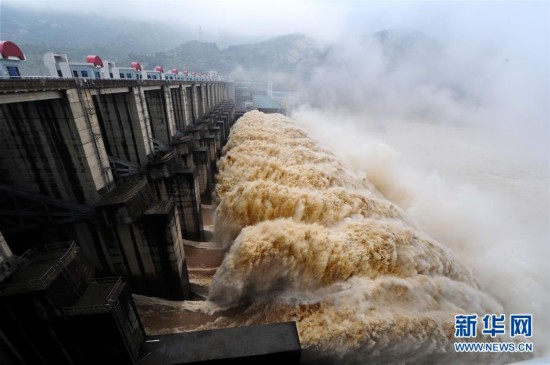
187,110 -> 548,364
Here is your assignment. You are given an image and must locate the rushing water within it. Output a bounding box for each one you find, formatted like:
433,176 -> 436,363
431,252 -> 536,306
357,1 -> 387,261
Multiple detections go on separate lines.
197,110 -> 548,364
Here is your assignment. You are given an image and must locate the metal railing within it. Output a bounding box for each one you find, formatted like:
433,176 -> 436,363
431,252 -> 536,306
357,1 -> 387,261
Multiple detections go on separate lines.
17,248 -> 34,263
0,76 -> 74,80
91,277 -> 124,302
0,242 -> 78,292
62,276 -> 123,315
0,76 -> 224,86
33,241 -> 76,254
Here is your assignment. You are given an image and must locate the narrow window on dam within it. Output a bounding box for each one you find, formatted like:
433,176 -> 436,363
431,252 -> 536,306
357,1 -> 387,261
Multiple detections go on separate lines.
7,66 -> 20,77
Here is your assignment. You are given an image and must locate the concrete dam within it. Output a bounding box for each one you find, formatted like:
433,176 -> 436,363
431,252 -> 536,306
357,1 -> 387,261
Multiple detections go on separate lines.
0,78 -> 535,365
0,78 -> 232,298
0,78 -> 301,364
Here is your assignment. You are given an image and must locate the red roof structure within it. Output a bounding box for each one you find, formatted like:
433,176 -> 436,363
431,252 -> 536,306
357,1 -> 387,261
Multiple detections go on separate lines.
154,66 -> 164,73
170,68 -> 178,74
130,62 -> 142,71
86,55 -> 104,67
0,41 -> 25,60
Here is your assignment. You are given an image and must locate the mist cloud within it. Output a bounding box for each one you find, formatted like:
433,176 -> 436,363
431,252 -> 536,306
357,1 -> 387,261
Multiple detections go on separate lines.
304,24 -> 548,161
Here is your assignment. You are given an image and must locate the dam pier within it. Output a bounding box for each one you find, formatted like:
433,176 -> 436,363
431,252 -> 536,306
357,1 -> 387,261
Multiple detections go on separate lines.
0,77 -> 233,299
0,78 -> 301,364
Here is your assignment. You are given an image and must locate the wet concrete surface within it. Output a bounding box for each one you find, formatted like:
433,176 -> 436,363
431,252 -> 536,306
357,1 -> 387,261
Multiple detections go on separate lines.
134,202 -> 227,334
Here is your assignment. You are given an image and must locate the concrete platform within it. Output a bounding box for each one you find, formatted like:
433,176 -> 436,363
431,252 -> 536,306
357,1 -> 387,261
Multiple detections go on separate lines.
140,322 -> 301,365
0,243 -> 78,295
133,294 -> 222,334
176,203 -> 224,297
184,244 -> 224,298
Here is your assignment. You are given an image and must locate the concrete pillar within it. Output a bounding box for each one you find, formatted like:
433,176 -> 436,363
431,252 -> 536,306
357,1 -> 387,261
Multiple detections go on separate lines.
70,220 -> 114,273
202,85 -> 208,114
200,84 -> 207,118
212,84 -> 217,106
212,85 -> 216,108
220,114 -> 230,140
206,84 -> 212,112
212,83 -> 218,107
193,147 -> 210,203
144,88 -> 173,145
96,178 -> 190,299
0,93 -> 113,204
182,86 -> 193,127
226,83 -> 233,100
170,86 -> 186,132
0,231 -> 12,262
175,167 -> 203,241
148,156 -> 204,241
203,85 -> 209,112
142,199 -> 191,300
162,85 -> 177,138
209,84 -> 213,112
210,126 -> 222,157
186,123 -> 205,149
216,120 -> 227,145
148,153 -> 179,203
192,85 -> 200,122
93,91 -> 151,166
230,82 -> 236,101
67,88 -> 107,174
96,179 -> 155,277
203,135 -> 217,170
0,231 -> 16,293
147,149 -> 203,237
173,136 -> 195,167
132,87 -> 154,158
211,85 -> 216,106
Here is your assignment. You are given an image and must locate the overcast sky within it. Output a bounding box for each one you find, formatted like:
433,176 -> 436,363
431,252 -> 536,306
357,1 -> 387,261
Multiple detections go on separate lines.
3,0 -> 549,50
2,0 -> 548,139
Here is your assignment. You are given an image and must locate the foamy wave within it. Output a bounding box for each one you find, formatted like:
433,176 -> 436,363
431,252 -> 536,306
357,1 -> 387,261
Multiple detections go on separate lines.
209,218 -> 477,307
214,179 -> 407,242
207,111 -> 530,363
